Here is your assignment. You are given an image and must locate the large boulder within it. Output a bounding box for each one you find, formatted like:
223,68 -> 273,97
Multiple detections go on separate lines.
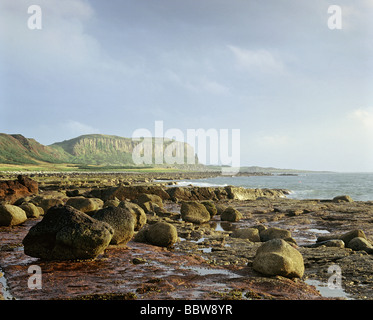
201,201 -> 217,218
332,195 -> 354,203
134,222 -> 178,247
252,239 -> 305,278
92,206 -> 135,245
317,229 -> 367,246
22,205 -> 114,260
221,207 -> 243,222
180,201 -> 211,224
19,203 -> 42,218
66,197 -> 104,214
146,222 -> 178,247
119,201 -> 147,231
0,204 -> 27,226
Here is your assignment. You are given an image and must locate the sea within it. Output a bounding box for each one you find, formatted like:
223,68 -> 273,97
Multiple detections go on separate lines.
173,172 -> 373,201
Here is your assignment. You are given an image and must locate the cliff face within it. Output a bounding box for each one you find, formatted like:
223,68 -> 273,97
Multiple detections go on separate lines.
0,133 -> 198,167
50,134 -> 198,166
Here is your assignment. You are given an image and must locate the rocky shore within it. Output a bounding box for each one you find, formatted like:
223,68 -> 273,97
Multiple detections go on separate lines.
1,173 -> 372,300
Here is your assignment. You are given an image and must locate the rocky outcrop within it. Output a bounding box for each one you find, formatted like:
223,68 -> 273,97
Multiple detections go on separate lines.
23,205 -> 114,260
253,239 -> 305,278
0,175 -> 38,204
88,185 -> 289,203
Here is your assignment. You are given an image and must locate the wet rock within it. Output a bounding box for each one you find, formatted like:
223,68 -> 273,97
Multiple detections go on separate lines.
221,207 -> 243,222
347,237 -> 373,253
332,195 -> 354,203
252,239 -> 305,278
145,222 -> 178,247
23,205 -> 114,260
66,197 -> 104,214
119,201 -> 147,231
230,228 -> 261,242
19,203 -> 42,218
180,201 -> 211,224
92,206 -> 135,245
259,227 -> 292,242
0,204 -> 27,226
215,203 -> 227,215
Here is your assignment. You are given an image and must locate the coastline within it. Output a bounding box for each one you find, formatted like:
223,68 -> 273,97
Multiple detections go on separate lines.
1,172 -> 372,301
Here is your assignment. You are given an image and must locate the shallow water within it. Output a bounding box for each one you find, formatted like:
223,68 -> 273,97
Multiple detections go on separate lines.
305,279 -> 351,300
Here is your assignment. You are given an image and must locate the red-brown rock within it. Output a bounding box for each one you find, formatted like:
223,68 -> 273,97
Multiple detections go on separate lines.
0,175 -> 38,204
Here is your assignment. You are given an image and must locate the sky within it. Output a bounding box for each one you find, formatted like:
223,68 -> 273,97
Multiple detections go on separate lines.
0,0 -> 372,172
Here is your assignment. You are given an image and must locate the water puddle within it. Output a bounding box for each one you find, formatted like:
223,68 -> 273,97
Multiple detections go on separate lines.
181,265 -> 243,278
305,279 -> 351,300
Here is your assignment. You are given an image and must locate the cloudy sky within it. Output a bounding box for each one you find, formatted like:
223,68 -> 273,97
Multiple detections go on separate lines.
0,0 -> 372,172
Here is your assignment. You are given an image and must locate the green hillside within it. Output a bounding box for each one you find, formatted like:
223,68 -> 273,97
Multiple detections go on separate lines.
0,133 -> 72,165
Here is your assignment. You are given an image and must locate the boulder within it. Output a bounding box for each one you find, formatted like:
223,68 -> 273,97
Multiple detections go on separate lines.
332,195 -> 354,203
347,237 -> 373,253
0,204 -> 28,226
137,193 -> 164,209
180,201 -> 211,224
252,239 -> 304,278
66,197 -> 104,214
103,198 -> 120,208
317,229 -> 367,246
201,201 -> 217,218
145,222 -> 178,247
22,205 -> 114,260
19,203 -> 42,218
37,198 -> 65,212
92,206 -> 135,245
221,207 -> 243,222
230,228 -> 261,242
259,227 -> 292,242
119,201 -> 147,231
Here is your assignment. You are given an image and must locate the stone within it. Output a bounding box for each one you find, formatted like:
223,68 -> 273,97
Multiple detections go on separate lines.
221,207 -> 243,222
317,229 -> 367,246
145,222 -> 178,247
259,227 -> 292,242
37,198 -> 65,212
215,203 -> 227,215
0,175 -> 38,203
92,206 -> 135,245
119,201 -> 147,231
137,193 -> 164,209
347,237 -> 373,253
23,205 -> 114,260
201,201 -> 217,218
0,204 -> 28,226
252,239 -> 305,278
230,228 -> 261,242
103,198 -> 120,208
19,203 -> 41,218
180,201 -> 211,224
332,195 -> 354,203
303,239 -> 345,248
66,197 -> 104,214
